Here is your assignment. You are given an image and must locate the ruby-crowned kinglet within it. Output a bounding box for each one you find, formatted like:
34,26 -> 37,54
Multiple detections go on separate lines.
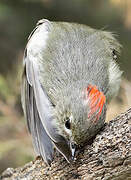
21,19 -> 122,165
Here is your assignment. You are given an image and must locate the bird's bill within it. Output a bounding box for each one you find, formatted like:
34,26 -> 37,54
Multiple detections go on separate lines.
70,142 -> 77,160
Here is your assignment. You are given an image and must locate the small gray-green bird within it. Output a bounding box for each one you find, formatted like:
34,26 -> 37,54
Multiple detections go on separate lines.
21,19 -> 122,165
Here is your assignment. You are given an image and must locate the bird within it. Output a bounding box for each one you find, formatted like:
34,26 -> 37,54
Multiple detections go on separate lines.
21,19 -> 122,165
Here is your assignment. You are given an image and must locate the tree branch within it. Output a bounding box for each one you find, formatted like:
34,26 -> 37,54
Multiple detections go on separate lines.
1,108 -> 131,180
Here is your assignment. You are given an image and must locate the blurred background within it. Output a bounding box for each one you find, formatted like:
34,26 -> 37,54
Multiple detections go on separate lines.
0,0 -> 131,173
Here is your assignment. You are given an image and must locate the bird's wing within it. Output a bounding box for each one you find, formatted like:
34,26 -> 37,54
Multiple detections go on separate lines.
21,55 -> 54,165
21,19 -> 71,164
101,31 -> 122,102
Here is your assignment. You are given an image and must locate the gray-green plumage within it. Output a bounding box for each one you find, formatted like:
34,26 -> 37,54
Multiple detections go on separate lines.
21,19 -> 122,165
39,22 -> 121,101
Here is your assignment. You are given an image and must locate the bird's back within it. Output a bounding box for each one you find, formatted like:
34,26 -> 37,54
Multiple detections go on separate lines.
27,20 -> 122,104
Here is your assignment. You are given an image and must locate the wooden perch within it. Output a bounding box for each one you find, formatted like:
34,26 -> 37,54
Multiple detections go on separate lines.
1,108 -> 131,180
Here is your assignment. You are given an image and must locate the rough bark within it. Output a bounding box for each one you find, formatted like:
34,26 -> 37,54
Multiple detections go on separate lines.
0,108 -> 131,180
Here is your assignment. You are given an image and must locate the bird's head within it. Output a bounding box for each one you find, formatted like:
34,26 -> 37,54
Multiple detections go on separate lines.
54,84 -> 106,160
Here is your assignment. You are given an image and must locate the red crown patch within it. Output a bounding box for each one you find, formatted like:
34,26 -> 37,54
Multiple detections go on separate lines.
86,84 -> 106,122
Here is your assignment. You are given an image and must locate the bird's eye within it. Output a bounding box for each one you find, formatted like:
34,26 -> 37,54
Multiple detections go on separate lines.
65,118 -> 71,129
